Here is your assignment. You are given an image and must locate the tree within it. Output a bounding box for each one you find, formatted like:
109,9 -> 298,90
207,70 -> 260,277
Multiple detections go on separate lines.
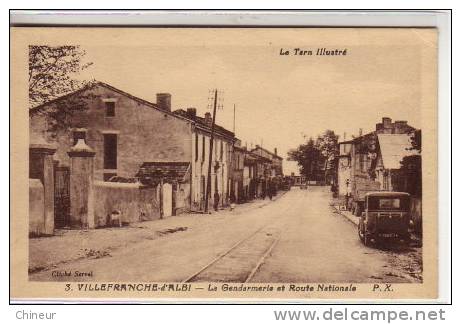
316,130 -> 339,182
29,45 -> 94,136
29,45 -> 93,108
400,129 -> 422,197
316,130 -> 339,162
288,130 -> 340,183
288,138 -> 323,181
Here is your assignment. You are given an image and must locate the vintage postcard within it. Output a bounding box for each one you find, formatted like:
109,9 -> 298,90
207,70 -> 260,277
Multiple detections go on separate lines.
11,27 -> 438,301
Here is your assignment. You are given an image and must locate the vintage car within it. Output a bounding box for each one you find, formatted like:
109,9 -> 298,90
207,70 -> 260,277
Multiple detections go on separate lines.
358,191 -> 411,246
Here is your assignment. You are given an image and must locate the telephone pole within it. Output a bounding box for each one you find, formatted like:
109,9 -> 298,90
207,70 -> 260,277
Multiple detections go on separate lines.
233,104 -> 236,134
205,89 -> 218,213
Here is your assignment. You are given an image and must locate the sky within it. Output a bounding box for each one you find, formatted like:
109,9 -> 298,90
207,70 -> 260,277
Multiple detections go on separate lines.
54,27 -> 436,175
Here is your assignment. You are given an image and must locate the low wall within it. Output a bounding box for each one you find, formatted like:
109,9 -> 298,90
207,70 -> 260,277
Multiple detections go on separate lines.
174,182 -> 190,215
29,179 -> 45,236
93,181 -> 160,227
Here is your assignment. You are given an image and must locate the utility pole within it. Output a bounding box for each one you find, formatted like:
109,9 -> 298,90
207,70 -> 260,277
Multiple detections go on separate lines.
233,104 -> 236,134
205,89 -> 218,213
231,104 -> 236,203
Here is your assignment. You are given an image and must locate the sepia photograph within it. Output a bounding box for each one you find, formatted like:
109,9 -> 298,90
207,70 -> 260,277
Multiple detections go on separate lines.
10,26 -> 438,300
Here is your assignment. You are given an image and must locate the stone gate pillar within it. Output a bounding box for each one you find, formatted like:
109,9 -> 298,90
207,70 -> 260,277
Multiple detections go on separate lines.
29,142 -> 57,235
68,139 -> 95,229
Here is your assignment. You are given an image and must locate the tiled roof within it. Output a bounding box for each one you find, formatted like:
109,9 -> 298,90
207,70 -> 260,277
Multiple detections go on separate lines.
30,81 -> 156,112
173,109 -> 234,139
244,151 -> 271,165
136,162 -> 190,184
29,81 -> 192,123
250,146 -> 283,160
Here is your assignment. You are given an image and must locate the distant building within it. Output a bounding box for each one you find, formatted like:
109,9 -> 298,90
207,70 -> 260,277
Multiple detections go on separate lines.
374,133 -> 418,192
251,145 -> 284,177
173,108 -> 235,211
230,142 -> 245,203
336,117 -> 417,214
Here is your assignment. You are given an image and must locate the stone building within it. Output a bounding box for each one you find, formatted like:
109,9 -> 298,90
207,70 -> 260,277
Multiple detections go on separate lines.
173,108 -> 235,211
251,145 -> 284,177
30,82 -> 193,182
29,81 -> 236,226
336,117 -> 416,214
230,142 -> 245,203
250,145 -> 284,196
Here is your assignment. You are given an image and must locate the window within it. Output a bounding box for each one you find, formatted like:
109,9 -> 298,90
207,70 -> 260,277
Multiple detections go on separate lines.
202,135 -> 205,162
73,129 -> 86,145
195,133 -> 199,162
368,197 -> 409,210
103,134 -> 117,169
210,138 -> 214,159
379,198 -> 400,209
105,102 -> 115,117
220,141 -> 223,161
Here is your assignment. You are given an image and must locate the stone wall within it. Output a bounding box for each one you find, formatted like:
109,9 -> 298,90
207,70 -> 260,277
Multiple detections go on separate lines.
29,179 -> 45,236
174,182 -> 190,215
93,181 -> 160,227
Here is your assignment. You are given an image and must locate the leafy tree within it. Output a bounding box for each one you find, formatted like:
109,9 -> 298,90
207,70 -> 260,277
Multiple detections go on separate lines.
29,45 -> 94,136
29,45 -> 93,108
289,130 -> 339,182
288,138 -> 323,181
400,129 -> 422,197
316,129 -> 339,165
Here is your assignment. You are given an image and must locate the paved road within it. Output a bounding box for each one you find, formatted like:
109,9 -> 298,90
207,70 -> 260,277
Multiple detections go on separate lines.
31,186 -> 419,283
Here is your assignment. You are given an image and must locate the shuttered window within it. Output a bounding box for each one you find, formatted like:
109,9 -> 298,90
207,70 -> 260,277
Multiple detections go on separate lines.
103,134 -> 117,169
195,133 -> 198,162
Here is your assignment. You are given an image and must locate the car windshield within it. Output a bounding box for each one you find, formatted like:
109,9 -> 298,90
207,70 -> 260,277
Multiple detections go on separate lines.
367,196 -> 408,210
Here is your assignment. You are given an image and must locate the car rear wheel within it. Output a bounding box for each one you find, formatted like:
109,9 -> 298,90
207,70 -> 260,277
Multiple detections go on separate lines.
358,221 -> 373,247
363,234 -> 373,247
358,226 -> 365,243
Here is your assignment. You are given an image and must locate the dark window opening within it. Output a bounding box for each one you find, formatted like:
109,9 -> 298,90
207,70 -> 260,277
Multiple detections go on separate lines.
105,102 -> 115,117
202,135 -> 205,162
195,133 -> 199,162
103,134 -> 117,169
220,141 -> 223,161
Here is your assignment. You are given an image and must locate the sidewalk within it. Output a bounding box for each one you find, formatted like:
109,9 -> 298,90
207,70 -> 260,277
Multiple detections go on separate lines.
332,204 -> 359,226
29,190 -> 287,274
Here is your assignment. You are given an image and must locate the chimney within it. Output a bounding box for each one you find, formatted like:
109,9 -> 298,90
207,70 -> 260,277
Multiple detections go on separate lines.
186,107 -> 196,119
394,120 -> 408,133
382,117 -> 392,128
156,93 -> 171,112
359,128 -> 363,136
274,148 -> 278,156
376,123 -> 383,131
204,112 -> 212,126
